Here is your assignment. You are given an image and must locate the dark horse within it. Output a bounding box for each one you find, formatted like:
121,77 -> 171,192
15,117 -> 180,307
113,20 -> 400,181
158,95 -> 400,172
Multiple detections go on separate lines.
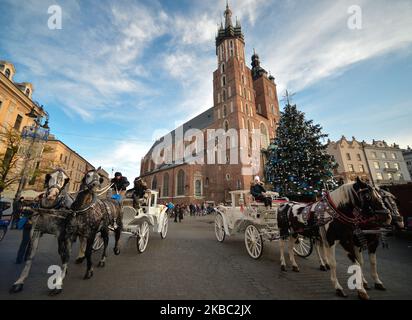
353,188 -> 404,291
277,178 -> 391,300
70,168 -> 123,280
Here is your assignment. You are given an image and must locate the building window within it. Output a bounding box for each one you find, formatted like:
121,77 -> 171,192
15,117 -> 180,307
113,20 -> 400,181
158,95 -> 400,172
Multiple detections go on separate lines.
5,68 -> 11,79
237,179 -> 241,189
376,172 -> 383,180
357,154 -> 361,161
13,114 -> 23,131
25,88 -> 30,96
176,170 -> 185,196
359,164 -> 364,172
222,89 -> 226,102
221,63 -> 225,73
205,177 -> 209,187
223,105 -> 227,117
382,152 -> 387,159
163,173 -> 169,197
391,153 -> 397,159
346,153 -> 351,161
394,163 -> 399,170
271,104 -> 275,114
384,162 -> 389,169
224,120 -> 229,132
348,164 -> 354,172
371,152 -> 377,158
225,173 -> 231,181
257,104 -> 262,114
387,173 -> 393,180
222,75 -> 226,87
195,179 -> 202,196
373,162 -> 380,169
151,176 -> 157,190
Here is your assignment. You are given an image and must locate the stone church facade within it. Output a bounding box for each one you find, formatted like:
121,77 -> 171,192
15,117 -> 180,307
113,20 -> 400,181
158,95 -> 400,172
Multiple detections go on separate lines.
140,3 -> 280,204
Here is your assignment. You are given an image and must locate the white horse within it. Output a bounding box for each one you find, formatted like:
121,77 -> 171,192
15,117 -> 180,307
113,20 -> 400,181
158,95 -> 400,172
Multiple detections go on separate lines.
277,178 -> 391,299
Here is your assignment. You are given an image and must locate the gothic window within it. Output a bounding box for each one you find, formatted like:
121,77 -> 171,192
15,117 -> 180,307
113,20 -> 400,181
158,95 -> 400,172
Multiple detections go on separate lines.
243,88 -> 246,99
205,177 -> 209,187
228,86 -> 231,97
163,173 -> 169,197
221,63 -> 225,73
152,176 -> 158,190
257,104 -> 262,114
195,179 -> 202,196
176,170 -> 185,196
224,120 -> 229,132
222,75 -> 226,87
223,105 -> 227,117
222,89 -> 226,102
5,68 -> 10,79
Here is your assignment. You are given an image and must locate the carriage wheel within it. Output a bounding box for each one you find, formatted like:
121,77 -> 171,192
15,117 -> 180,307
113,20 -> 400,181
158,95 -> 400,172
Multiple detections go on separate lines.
92,233 -> 104,251
214,214 -> 225,242
0,227 -> 6,242
136,221 -> 150,253
245,225 -> 263,259
293,235 -> 313,258
160,216 -> 168,239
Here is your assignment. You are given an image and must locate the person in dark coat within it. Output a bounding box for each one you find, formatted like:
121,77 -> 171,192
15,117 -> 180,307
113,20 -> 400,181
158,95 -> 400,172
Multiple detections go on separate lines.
131,177 -> 148,210
11,197 -> 24,229
111,172 -> 130,200
250,176 -> 272,208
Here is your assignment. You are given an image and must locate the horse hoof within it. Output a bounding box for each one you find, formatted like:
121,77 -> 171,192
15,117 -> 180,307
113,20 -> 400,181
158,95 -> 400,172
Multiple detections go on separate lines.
292,266 -> 300,272
113,248 -> 120,255
98,261 -> 105,268
75,257 -> 85,264
325,264 -> 331,270
320,265 -> 327,271
336,289 -> 348,298
358,291 -> 370,300
48,288 -> 63,296
9,284 -> 23,294
83,270 -> 94,280
363,282 -> 370,290
375,283 -> 386,291
281,265 -> 287,272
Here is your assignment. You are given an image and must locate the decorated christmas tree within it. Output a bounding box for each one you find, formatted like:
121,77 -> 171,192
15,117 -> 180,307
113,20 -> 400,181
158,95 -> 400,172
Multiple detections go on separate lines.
264,98 -> 337,200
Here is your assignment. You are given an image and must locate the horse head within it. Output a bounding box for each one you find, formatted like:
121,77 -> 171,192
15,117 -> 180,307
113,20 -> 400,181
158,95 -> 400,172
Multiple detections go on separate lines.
81,167 -> 104,192
41,169 -> 70,208
378,188 -> 404,229
352,177 -> 391,226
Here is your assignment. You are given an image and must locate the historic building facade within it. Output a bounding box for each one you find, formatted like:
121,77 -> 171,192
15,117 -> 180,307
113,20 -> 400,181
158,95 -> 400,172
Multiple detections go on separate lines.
327,137 -> 411,186
363,140 -> 411,186
326,136 -> 371,184
402,146 -> 412,180
1,60 -> 104,197
140,4 -> 280,204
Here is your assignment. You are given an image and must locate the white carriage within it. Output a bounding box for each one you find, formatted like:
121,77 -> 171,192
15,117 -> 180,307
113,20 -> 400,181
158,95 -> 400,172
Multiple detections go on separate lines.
93,190 -> 169,253
214,190 -> 313,259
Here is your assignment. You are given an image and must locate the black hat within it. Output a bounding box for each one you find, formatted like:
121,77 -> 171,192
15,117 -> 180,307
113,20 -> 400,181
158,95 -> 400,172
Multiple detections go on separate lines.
115,172 -> 122,177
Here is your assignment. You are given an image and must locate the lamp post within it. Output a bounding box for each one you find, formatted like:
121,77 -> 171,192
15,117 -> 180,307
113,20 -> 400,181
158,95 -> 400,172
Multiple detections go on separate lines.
13,106 -> 50,202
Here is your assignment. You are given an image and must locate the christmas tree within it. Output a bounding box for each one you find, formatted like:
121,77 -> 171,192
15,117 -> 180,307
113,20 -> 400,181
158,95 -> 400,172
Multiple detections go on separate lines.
264,100 -> 337,200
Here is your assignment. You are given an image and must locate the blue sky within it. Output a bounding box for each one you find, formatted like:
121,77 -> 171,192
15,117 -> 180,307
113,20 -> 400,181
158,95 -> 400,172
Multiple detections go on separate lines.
1,0 -> 411,180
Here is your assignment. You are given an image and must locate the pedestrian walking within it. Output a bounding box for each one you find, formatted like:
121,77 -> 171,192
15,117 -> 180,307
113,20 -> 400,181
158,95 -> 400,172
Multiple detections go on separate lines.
11,197 -> 24,229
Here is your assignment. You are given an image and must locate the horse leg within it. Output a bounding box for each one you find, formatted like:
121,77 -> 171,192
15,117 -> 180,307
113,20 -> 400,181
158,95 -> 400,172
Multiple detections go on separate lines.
83,236 -> 95,280
315,240 -> 327,271
75,237 -> 86,264
10,230 -> 41,293
98,229 -> 109,268
325,243 -> 347,298
113,218 -> 122,256
279,238 -> 287,272
353,247 -> 369,290
288,236 -> 299,272
49,236 -> 71,296
370,252 -> 385,290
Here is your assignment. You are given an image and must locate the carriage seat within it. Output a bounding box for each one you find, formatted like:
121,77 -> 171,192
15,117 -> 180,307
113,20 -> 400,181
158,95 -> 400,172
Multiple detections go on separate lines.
249,195 -> 266,206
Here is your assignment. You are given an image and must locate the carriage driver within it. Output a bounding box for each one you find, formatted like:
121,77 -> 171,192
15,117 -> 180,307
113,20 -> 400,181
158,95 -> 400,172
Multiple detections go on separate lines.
110,172 -> 130,201
131,177 -> 148,210
250,176 -> 272,208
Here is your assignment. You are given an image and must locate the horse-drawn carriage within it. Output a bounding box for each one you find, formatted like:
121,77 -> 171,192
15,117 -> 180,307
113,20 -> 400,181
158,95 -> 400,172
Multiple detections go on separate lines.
93,189 -> 168,253
214,190 -> 313,259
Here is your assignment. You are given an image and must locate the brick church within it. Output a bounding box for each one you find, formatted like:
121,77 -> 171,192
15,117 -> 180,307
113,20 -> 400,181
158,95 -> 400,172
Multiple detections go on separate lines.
140,3 -> 280,204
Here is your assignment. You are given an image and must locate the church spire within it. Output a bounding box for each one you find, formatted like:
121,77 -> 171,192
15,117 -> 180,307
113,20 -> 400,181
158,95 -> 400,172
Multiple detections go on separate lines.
224,0 -> 233,28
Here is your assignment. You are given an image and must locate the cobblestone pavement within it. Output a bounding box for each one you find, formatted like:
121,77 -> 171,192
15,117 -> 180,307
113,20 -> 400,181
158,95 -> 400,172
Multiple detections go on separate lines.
1,215 -> 411,300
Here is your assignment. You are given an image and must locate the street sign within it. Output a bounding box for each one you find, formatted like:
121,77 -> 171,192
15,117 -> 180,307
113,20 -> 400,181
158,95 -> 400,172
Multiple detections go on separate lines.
21,125 -> 50,141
